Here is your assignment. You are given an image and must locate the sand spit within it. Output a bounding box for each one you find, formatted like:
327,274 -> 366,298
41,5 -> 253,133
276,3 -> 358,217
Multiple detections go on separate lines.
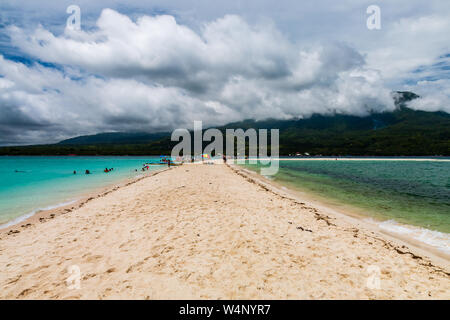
0,164 -> 448,299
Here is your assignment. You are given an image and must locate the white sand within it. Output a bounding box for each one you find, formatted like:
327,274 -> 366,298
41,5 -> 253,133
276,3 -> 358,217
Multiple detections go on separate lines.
0,164 -> 448,299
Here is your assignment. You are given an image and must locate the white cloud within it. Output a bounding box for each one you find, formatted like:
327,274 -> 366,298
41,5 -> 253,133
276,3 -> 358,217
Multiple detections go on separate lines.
406,79 -> 450,112
365,15 -> 450,80
0,55 -> 242,145
0,4 -> 449,145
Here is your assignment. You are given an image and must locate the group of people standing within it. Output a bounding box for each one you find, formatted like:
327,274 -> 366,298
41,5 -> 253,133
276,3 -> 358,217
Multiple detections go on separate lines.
73,168 -> 113,175
71,158 -> 175,176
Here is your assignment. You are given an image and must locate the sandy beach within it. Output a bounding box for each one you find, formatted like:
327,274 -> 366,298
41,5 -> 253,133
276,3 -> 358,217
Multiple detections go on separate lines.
0,163 -> 449,299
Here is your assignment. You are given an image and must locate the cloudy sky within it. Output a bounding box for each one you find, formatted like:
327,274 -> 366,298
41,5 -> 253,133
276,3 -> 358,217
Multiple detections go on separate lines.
0,0 -> 449,145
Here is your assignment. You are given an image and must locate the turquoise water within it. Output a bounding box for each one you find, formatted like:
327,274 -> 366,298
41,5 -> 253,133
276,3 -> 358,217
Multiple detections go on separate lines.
1,157 -> 449,252
244,160 -> 450,234
0,156 -> 163,226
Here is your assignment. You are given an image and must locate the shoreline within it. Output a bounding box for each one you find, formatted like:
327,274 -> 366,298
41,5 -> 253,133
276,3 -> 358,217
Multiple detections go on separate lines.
231,164 -> 450,267
238,165 -> 450,257
3,161 -> 449,264
1,163 -> 448,299
245,157 -> 450,162
0,167 -> 168,235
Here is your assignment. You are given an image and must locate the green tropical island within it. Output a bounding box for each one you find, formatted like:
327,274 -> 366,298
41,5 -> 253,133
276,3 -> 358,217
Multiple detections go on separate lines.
1,92 -> 448,156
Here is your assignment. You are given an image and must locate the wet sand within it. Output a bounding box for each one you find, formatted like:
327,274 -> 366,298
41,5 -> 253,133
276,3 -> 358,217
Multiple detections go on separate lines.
0,163 -> 448,299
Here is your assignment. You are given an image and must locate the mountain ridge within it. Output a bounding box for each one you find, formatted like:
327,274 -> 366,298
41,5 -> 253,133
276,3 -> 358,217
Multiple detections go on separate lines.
1,92 -> 449,156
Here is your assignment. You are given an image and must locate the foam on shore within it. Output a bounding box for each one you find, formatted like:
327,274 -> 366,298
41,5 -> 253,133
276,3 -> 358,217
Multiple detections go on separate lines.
371,219 -> 450,255
0,199 -> 78,229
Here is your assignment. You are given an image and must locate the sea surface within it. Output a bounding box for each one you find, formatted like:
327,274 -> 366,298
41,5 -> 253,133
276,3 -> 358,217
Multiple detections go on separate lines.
0,156 -> 163,227
1,156 -> 449,254
243,158 -> 450,253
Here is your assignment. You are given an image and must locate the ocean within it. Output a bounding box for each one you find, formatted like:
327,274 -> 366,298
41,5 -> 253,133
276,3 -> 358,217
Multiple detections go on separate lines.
243,158 -> 450,253
0,156 -> 163,227
1,156 -> 448,254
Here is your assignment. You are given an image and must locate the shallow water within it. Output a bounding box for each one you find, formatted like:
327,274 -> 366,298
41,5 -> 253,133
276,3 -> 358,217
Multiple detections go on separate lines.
243,159 -> 450,252
0,156 -> 162,226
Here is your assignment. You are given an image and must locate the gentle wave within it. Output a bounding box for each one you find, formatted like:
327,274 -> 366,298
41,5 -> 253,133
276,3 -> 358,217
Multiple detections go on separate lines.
0,199 -> 78,230
366,218 -> 450,254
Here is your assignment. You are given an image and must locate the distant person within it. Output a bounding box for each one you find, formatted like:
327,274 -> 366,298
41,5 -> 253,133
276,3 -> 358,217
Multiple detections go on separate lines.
223,155 -> 227,163
104,168 -> 109,173
168,159 -> 171,168
85,170 -> 91,174
73,170 -> 77,174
